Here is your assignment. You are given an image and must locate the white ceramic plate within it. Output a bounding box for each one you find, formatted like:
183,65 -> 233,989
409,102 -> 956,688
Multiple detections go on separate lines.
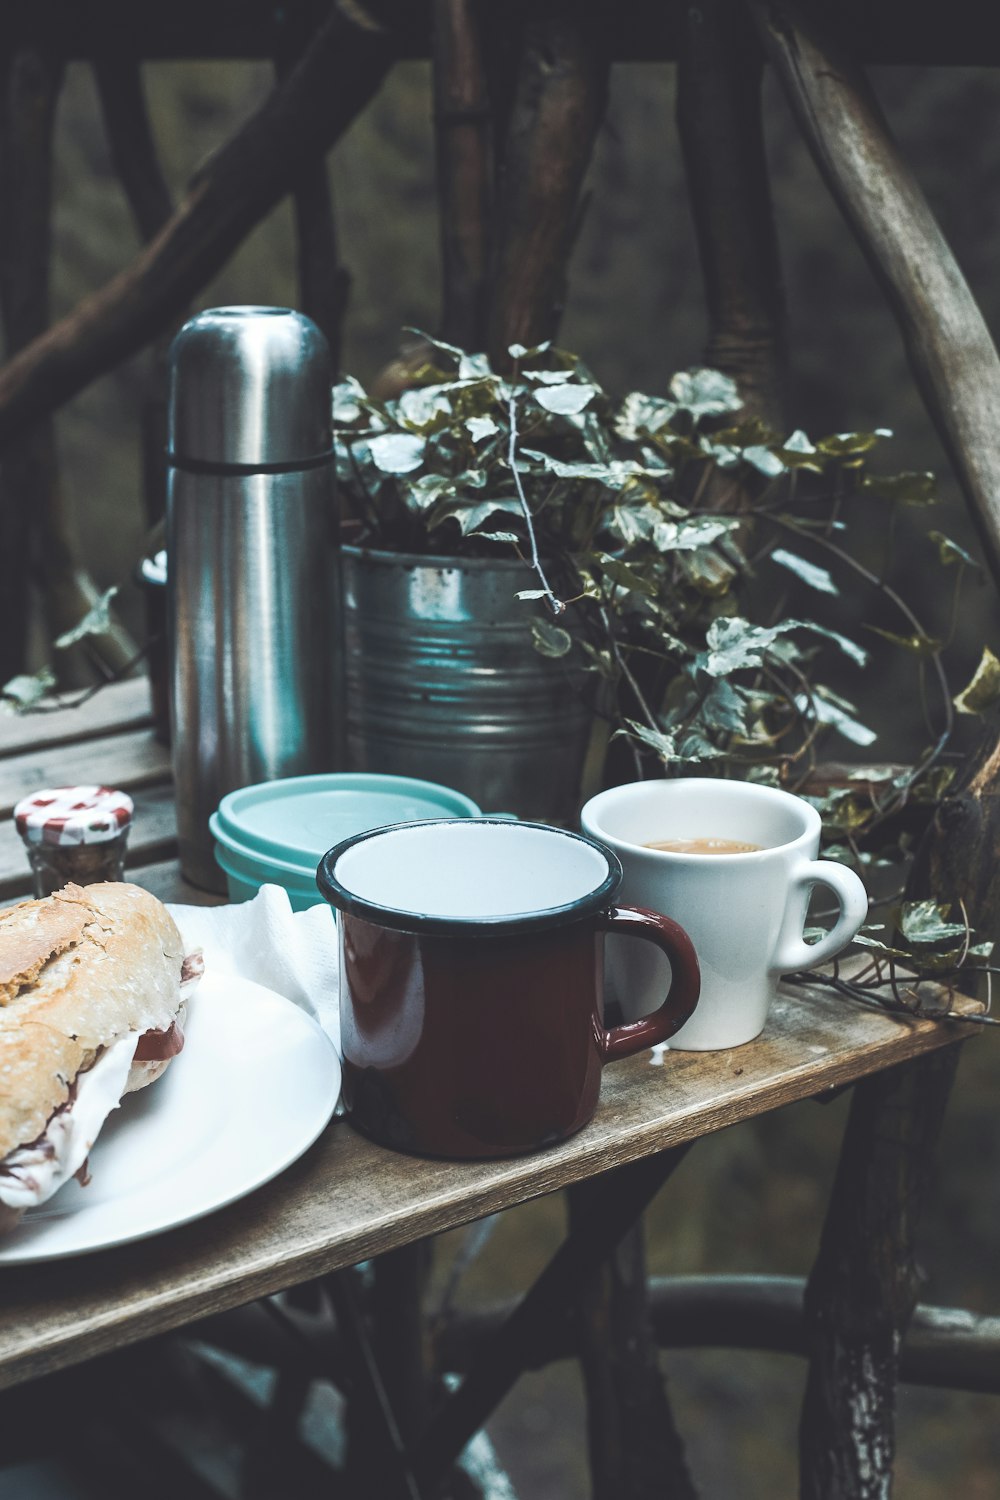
0,972 -> 341,1265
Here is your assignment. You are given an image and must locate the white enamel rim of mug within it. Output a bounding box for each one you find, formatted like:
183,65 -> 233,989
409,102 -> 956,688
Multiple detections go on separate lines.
316,818 -> 624,935
580,778 -> 869,974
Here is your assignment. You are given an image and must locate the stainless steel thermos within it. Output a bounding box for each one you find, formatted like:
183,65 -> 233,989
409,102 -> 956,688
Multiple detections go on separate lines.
166,306 -> 341,891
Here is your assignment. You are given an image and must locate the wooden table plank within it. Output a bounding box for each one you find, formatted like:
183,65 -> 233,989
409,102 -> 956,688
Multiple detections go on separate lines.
0,728 -> 171,818
0,986 -> 976,1392
0,679 -> 153,757
0,783 -> 179,901
129,859 -> 229,908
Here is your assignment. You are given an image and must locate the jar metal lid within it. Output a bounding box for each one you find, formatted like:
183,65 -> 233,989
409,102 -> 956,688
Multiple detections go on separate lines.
14,786 -> 134,847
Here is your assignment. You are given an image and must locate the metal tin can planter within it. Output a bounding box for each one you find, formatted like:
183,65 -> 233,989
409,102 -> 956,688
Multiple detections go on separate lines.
343,546 -> 593,824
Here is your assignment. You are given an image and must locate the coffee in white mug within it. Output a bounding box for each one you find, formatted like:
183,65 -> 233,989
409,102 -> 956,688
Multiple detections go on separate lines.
582,779 -> 868,1051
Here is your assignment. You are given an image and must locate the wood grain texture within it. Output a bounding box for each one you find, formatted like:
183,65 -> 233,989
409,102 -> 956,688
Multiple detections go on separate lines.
677,0 -> 786,426
0,727 -> 170,817
0,984 -> 978,1393
0,679 -> 152,756
798,1045 -> 961,1496
487,2 -> 611,362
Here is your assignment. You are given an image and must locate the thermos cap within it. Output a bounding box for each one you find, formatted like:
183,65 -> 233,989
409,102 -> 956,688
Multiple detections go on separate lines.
167,306 -> 332,468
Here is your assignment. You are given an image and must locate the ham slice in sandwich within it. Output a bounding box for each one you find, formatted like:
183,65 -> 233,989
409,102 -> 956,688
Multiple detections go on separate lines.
0,882 -> 202,1233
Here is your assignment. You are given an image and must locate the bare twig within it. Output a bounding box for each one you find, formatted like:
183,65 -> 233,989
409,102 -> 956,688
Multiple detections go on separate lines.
507,392 -> 566,615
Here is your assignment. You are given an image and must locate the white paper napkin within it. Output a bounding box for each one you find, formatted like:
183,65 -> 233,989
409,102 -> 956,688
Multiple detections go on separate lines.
167,884 -> 341,1054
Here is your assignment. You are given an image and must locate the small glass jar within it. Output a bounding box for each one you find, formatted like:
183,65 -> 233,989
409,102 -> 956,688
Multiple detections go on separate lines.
14,785 -> 134,897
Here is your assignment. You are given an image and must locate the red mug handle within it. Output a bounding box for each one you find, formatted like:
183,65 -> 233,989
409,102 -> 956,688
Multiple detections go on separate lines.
597,905 -> 701,1062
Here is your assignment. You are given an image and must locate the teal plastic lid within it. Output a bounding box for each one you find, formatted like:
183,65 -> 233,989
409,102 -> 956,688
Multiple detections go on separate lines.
212,773 -> 481,872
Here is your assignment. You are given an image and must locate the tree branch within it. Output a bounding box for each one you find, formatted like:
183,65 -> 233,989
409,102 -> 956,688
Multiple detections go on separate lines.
432,0 -> 493,349
0,2 -> 404,451
677,0 -> 787,426
93,58 -> 173,244
487,1 -> 611,363
749,0 -> 1000,592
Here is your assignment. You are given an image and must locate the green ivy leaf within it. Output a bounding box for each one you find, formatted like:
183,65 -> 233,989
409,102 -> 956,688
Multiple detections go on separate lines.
777,430 -> 824,472
530,619 -> 573,658
899,900 -> 967,946
770,549 -> 839,596
623,719 -> 678,762
701,678 -> 752,734
368,433 -> 427,474
928,530 -> 979,569
861,471 -> 936,504
669,368 -> 742,419
816,431 -> 884,457
742,445 -> 785,477
795,689 -> 877,747
954,646 -> 1000,715
615,392 -> 677,440
508,340 -> 552,360
406,474 -> 457,511
396,386 -> 455,432
1,667 -> 56,710
597,555 -> 659,598
437,497 -> 525,536
679,548 -> 739,597
868,626 -> 942,658
534,383 -> 598,416
331,376 -> 367,424
54,587 -> 119,649
466,415 -> 499,443
458,352 -> 493,379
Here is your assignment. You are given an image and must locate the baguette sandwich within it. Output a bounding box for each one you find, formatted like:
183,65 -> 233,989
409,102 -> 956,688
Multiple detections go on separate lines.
0,882 -> 202,1233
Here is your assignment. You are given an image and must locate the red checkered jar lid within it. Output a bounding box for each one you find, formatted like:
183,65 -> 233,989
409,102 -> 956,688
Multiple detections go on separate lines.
14,786 -> 134,847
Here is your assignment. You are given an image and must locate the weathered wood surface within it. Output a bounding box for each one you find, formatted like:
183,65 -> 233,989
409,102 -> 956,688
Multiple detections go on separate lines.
750,0 -> 1000,592
798,1045 -> 962,1499
432,0 -> 493,350
0,726 -> 170,818
0,986 -> 977,1394
436,1272 -> 1000,1396
677,0 -> 786,427
567,1184 -> 698,1500
487,3 -> 611,363
0,678 -> 151,755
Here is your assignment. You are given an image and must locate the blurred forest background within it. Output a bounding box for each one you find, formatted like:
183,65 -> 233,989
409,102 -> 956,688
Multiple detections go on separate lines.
10,52 -> 1000,1499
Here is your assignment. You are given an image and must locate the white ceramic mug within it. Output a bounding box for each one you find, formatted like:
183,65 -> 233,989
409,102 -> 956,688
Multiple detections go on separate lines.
580,778 -> 869,1051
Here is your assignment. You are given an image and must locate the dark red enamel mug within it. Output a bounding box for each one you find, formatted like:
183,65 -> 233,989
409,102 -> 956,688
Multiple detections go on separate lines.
317,819 -> 700,1159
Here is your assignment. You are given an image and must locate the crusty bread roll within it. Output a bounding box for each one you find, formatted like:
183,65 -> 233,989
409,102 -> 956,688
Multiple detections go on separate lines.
0,882 -> 186,1164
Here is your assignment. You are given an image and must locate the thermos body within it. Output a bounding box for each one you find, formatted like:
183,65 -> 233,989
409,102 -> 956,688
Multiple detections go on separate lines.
166,307 -> 341,891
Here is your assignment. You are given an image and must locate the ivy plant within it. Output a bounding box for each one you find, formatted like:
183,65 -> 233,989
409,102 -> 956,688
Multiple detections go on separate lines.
334,332 -> 1000,1013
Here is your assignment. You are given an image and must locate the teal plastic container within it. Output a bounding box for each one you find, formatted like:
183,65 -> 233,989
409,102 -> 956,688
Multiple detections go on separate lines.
209,773 -> 482,910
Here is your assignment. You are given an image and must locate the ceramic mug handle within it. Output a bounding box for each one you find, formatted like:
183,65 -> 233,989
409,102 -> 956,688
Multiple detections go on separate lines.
597,905 -> 701,1062
771,859 -> 869,974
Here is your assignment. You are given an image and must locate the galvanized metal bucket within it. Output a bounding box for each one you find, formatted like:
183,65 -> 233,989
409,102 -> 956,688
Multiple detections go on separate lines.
343,546 -> 593,823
